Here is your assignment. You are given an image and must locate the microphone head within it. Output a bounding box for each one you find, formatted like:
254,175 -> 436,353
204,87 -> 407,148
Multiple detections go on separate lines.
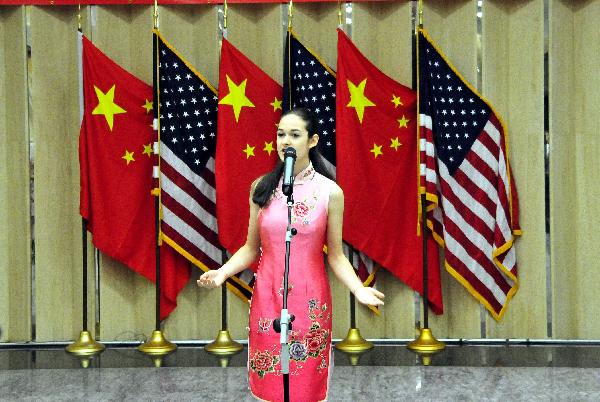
284,147 -> 297,159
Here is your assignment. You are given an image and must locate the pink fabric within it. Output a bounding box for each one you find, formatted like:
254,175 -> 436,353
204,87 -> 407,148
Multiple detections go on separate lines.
248,164 -> 333,402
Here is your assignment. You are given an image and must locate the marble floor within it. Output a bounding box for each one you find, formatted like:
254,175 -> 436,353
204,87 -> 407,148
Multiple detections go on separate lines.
1,345 -> 600,401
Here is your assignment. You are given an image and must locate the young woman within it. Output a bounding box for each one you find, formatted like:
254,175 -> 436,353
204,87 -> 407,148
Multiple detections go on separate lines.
198,107 -> 384,402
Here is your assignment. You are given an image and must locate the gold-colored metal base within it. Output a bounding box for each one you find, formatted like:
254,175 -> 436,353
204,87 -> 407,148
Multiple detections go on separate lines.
66,331 -> 105,356
204,330 -> 244,355
138,330 -> 177,355
407,328 -> 446,354
334,328 -> 373,353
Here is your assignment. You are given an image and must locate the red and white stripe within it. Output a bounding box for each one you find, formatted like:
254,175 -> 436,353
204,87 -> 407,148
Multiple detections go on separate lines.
420,113 -> 518,319
160,144 -> 222,269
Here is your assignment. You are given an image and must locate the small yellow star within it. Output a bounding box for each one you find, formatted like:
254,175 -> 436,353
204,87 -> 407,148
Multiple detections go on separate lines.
390,137 -> 402,151
346,78 -> 376,124
122,150 -> 135,165
263,141 -> 275,156
243,144 -> 256,159
92,84 -> 126,131
391,94 -> 403,108
142,99 -> 153,113
397,115 -> 410,128
270,98 -> 282,111
370,144 -> 383,158
143,143 -> 153,157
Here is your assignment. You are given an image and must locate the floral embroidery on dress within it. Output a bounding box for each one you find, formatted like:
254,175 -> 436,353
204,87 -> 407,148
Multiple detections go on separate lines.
249,348 -> 280,379
258,318 -> 273,333
303,323 -> 329,358
291,191 -> 319,226
277,277 -> 294,297
289,340 -> 309,362
308,298 -> 330,322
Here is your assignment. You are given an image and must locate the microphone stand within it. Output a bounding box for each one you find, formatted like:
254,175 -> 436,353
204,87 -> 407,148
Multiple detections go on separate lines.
273,191 -> 296,402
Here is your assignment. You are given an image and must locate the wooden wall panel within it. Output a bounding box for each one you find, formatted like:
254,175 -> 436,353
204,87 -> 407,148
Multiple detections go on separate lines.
30,6 -> 85,341
158,5 -> 223,340
421,0 -> 482,339
572,0 -> 600,338
91,5 -> 157,341
483,0 -> 546,338
352,1 -> 415,339
0,6 -> 31,342
549,0 -> 577,339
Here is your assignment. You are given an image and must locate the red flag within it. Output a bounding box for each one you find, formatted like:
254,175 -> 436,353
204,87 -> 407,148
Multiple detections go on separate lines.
216,39 -> 282,254
79,35 -> 190,320
336,29 -> 443,313
418,29 -> 520,320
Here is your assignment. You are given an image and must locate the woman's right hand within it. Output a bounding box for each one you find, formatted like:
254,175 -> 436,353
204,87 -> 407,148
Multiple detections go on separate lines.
197,269 -> 226,288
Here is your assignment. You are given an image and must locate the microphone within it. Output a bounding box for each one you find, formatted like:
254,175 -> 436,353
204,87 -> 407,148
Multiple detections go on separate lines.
282,147 -> 297,196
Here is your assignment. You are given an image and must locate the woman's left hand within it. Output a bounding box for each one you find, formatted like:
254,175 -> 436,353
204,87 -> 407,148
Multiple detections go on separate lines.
353,286 -> 385,307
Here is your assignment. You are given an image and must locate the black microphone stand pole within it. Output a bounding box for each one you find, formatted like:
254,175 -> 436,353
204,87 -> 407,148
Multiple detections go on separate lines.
274,191 -> 296,402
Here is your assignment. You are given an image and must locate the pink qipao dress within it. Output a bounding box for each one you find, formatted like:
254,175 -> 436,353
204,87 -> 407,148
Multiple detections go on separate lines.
248,163 -> 334,402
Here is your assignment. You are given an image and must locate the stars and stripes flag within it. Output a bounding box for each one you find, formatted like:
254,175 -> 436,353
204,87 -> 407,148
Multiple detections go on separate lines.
283,29 -> 379,299
418,29 -> 521,320
155,31 -> 253,302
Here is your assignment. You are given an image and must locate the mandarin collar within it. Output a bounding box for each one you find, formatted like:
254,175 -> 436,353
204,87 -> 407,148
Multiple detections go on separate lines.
273,162 -> 315,199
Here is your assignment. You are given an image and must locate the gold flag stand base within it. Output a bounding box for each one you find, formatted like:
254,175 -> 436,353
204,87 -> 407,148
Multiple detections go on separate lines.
138,330 -> 177,356
66,330 -> 105,356
335,328 -> 373,353
407,328 -> 445,365
204,330 -> 244,355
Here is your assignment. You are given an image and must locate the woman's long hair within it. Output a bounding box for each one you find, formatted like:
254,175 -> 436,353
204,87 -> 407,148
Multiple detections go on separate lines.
252,107 -> 334,208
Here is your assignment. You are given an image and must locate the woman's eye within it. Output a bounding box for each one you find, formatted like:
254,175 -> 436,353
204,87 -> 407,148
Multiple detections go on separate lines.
277,132 -> 285,137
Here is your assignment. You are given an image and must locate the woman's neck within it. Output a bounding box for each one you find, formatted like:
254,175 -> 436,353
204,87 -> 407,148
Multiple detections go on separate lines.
293,159 -> 310,176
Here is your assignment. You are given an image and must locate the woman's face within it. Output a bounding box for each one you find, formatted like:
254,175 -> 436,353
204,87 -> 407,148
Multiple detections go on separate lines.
276,113 -> 319,166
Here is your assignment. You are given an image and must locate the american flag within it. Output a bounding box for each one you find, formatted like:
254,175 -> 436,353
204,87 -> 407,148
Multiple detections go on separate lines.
283,30 -> 378,296
418,29 -> 521,320
155,32 -> 253,301
283,30 -> 337,170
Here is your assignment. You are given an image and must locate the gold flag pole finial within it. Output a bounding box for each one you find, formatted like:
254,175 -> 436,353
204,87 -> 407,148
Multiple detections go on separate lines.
153,0 -> 159,30
337,1 -> 343,28
418,0 -> 423,28
77,3 -> 81,31
223,0 -> 228,31
288,0 -> 293,30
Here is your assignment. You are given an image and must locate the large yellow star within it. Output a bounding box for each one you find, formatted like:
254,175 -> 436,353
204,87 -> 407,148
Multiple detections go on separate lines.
122,150 -> 135,165
143,143 -> 153,157
397,115 -> 410,128
270,98 -> 282,111
219,75 -> 255,122
391,94 -> 403,108
142,99 -> 153,114
346,78 -> 375,124
390,137 -> 402,151
243,144 -> 256,159
263,141 -> 275,156
92,85 -> 126,131
370,144 -> 383,158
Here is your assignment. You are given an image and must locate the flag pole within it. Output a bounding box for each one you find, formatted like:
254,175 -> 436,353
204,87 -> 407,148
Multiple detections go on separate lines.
334,17 -> 373,357
407,0 -> 445,362
139,1 -> 177,357
335,245 -> 373,355
67,11 -> 105,363
204,249 -> 243,356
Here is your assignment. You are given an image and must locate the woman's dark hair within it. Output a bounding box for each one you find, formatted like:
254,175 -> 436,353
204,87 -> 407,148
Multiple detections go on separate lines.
252,107 -> 334,207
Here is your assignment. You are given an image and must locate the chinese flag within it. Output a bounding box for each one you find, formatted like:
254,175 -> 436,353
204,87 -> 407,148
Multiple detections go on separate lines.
79,34 -> 190,320
336,29 -> 442,313
216,39 -> 282,254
